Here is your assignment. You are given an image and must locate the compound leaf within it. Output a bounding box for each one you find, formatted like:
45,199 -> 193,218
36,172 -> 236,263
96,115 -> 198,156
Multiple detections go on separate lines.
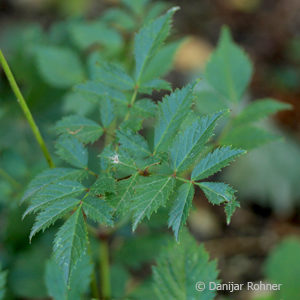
91,62 -> 134,91
191,146 -> 245,181
154,83 -> 195,152
144,1 -> 169,23
168,183 -> 194,241
117,129 -> 151,158
233,98 -> 292,126
139,78 -> 172,93
63,91 -> 98,116
134,7 -> 178,83
170,110 -> 226,172
109,173 -> 139,214
153,230 -> 219,300
45,254 -> 92,300
34,46 -> 85,88
122,0 -> 149,16
30,197 -> 80,241
132,99 -> 157,117
131,175 -> 175,231
119,118 -> 144,132
197,182 -> 236,205
55,115 -> 103,144
264,238 -> 300,300
53,207 -> 88,283
45,259 -> 66,300
24,180 -> 85,217
142,40 -> 183,82
197,182 -> 238,224
22,168 -> 86,203
100,98 -> 115,128
0,267 -> 7,300
82,196 -> 113,226
89,174 -> 116,196
205,26 -> 252,102
75,81 -> 127,105
220,125 -> 280,150
102,8 -> 135,31
55,135 -> 88,169
224,198 -> 240,225
69,21 -> 122,52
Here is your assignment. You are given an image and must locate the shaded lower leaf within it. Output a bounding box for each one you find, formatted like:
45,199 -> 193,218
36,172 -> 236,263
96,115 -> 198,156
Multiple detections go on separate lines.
45,253 -> 92,300
153,230 -> 219,300
264,238 -> 300,300
53,207 -> 88,283
0,267 -> 7,300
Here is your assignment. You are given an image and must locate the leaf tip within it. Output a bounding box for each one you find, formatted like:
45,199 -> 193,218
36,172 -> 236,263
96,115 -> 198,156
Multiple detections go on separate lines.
168,6 -> 180,14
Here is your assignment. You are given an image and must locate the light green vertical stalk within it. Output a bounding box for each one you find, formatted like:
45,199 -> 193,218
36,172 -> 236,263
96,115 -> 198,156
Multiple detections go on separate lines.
124,86 -> 138,121
0,50 -> 55,168
100,239 -> 111,299
87,239 -> 100,299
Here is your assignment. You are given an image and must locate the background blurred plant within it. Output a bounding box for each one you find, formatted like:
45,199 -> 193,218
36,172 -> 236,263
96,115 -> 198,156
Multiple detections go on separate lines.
0,1 -> 299,299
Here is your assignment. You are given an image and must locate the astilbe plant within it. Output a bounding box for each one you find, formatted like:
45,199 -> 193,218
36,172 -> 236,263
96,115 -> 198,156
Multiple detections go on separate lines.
0,5 -> 291,300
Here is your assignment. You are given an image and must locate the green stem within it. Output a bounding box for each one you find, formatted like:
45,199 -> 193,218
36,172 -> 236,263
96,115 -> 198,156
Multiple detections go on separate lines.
0,168 -> 21,189
175,176 -> 191,184
124,86 -> 138,121
87,238 -> 100,299
104,120 -> 116,147
86,168 -> 98,178
0,50 -> 55,168
107,216 -> 130,235
99,239 -> 111,299
215,118 -> 233,147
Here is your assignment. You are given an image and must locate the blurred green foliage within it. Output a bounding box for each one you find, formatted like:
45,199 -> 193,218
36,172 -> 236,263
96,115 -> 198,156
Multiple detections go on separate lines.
0,1 -> 298,299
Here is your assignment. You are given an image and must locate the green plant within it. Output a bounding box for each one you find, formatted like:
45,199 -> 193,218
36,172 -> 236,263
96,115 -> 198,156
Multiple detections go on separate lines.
195,27 -> 291,151
251,237 -> 300,300
0,4 -> 291,300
